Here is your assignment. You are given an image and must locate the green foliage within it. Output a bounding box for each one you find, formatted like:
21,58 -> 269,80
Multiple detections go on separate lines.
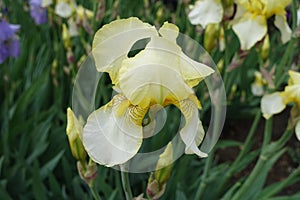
1,0 -> 300,200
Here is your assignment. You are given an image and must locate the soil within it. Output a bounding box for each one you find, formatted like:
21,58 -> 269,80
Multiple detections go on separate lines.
216,108 -> 300,196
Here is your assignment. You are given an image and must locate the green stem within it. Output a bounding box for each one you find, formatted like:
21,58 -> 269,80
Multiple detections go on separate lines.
274,39 -> 294,88
89,183 -> 102,200
121,170 -> 133,200
262,119 -> 272,148
194,150 -> 215,199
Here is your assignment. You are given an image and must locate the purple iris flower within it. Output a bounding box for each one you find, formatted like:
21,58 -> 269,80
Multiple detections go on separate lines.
29,0 -> 47,25
0,20 -> 21,64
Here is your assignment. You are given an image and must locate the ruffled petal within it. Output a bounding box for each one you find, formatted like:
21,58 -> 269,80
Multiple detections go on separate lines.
261,92 -> 286,119
232,14 -> 267,50
158,22 -> 179,42
296,120 -> 300,141
274,14 -> 292,43
179,52 -> 214,87
188,0 -> 223,28
158,22 -> 215,87
83,94 -> 146,167
92,17 -> 158,84
119,35 -> 213,107
176,96 -> 207,157
119,36 -> 194,107
261,0 -> 291,17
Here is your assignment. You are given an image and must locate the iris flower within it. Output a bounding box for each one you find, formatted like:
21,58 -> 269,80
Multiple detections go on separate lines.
83,17 -> 214,167
0,20 -> 20,64
232,0 -> 292,50
29,0 -> 47,25
261,71 -> 300,139
188,0 -> 224,28
54,0 -> 93,19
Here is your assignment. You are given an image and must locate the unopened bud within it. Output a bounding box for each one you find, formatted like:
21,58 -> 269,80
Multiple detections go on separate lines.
77,161 -> 98,185
62,23 -> 72,49
66,108 -> 86,161
147,142 -> 173,199
259,34 -> 270,60
204,23 -> 220,52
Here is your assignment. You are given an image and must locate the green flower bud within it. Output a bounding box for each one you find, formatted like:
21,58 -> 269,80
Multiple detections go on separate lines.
66,108 -> 86,162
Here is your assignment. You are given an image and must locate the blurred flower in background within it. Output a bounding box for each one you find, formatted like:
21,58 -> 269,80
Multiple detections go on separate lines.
251,71 -> 266,96
232,0 -> 292,50
29,0 -> 47,25
188,0 -> 223,28
0,19 -> 21,64
261,70 -> 300,139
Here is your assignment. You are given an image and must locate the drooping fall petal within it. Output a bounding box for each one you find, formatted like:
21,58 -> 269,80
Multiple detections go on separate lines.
232,14 -> 267,50
176,97 -> 207,157
83,94 -> 147,167
261,92 -> 286,119
274,14 -> 292,43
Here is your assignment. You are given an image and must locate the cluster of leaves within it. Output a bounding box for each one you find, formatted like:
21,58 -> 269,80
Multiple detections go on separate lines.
1,0 -> 300,199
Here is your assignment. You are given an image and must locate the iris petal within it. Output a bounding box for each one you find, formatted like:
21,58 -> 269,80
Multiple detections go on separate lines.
274,14 -> 292,44
188,0 -> 223,28
176,97 -> 207,157
232,14 -> 267,50
296,121 -> 300,141
92,17 -> 158,84
83,94 -> 146,167
119,35 -> 213,107
261,92 -> 286,119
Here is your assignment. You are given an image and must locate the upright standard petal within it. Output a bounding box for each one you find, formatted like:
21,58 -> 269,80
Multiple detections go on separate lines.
232,14 -> 267,50
261,0 -> 291,17
176,96 -> 207,157
119,36 -> 194,108
119,35 -> 213,107
188,0 -> 223,28
158,22 -> 214,87
261,92 -> 286,119
274,15 -> 292,43
83,94 -> 147,167
92,17 -> 158,84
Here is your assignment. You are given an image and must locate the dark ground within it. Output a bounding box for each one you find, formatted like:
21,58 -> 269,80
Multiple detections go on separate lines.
217,108 -> 300,195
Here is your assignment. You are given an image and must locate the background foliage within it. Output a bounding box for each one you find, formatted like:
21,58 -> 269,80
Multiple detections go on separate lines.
1,0 -> 300,199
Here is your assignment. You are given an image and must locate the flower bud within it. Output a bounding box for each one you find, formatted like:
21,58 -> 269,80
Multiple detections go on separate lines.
259,34 -> 270,61
66,108 -> 86,162
147,142 -> 173,199
77,161 -> 98,185
62,23 -> 72,49
204,23 -> 220,52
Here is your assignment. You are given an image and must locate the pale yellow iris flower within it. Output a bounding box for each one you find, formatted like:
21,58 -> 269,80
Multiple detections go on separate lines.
232,0 -> 292,50
261,71 -> 300,139
82,17 -> 214,167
